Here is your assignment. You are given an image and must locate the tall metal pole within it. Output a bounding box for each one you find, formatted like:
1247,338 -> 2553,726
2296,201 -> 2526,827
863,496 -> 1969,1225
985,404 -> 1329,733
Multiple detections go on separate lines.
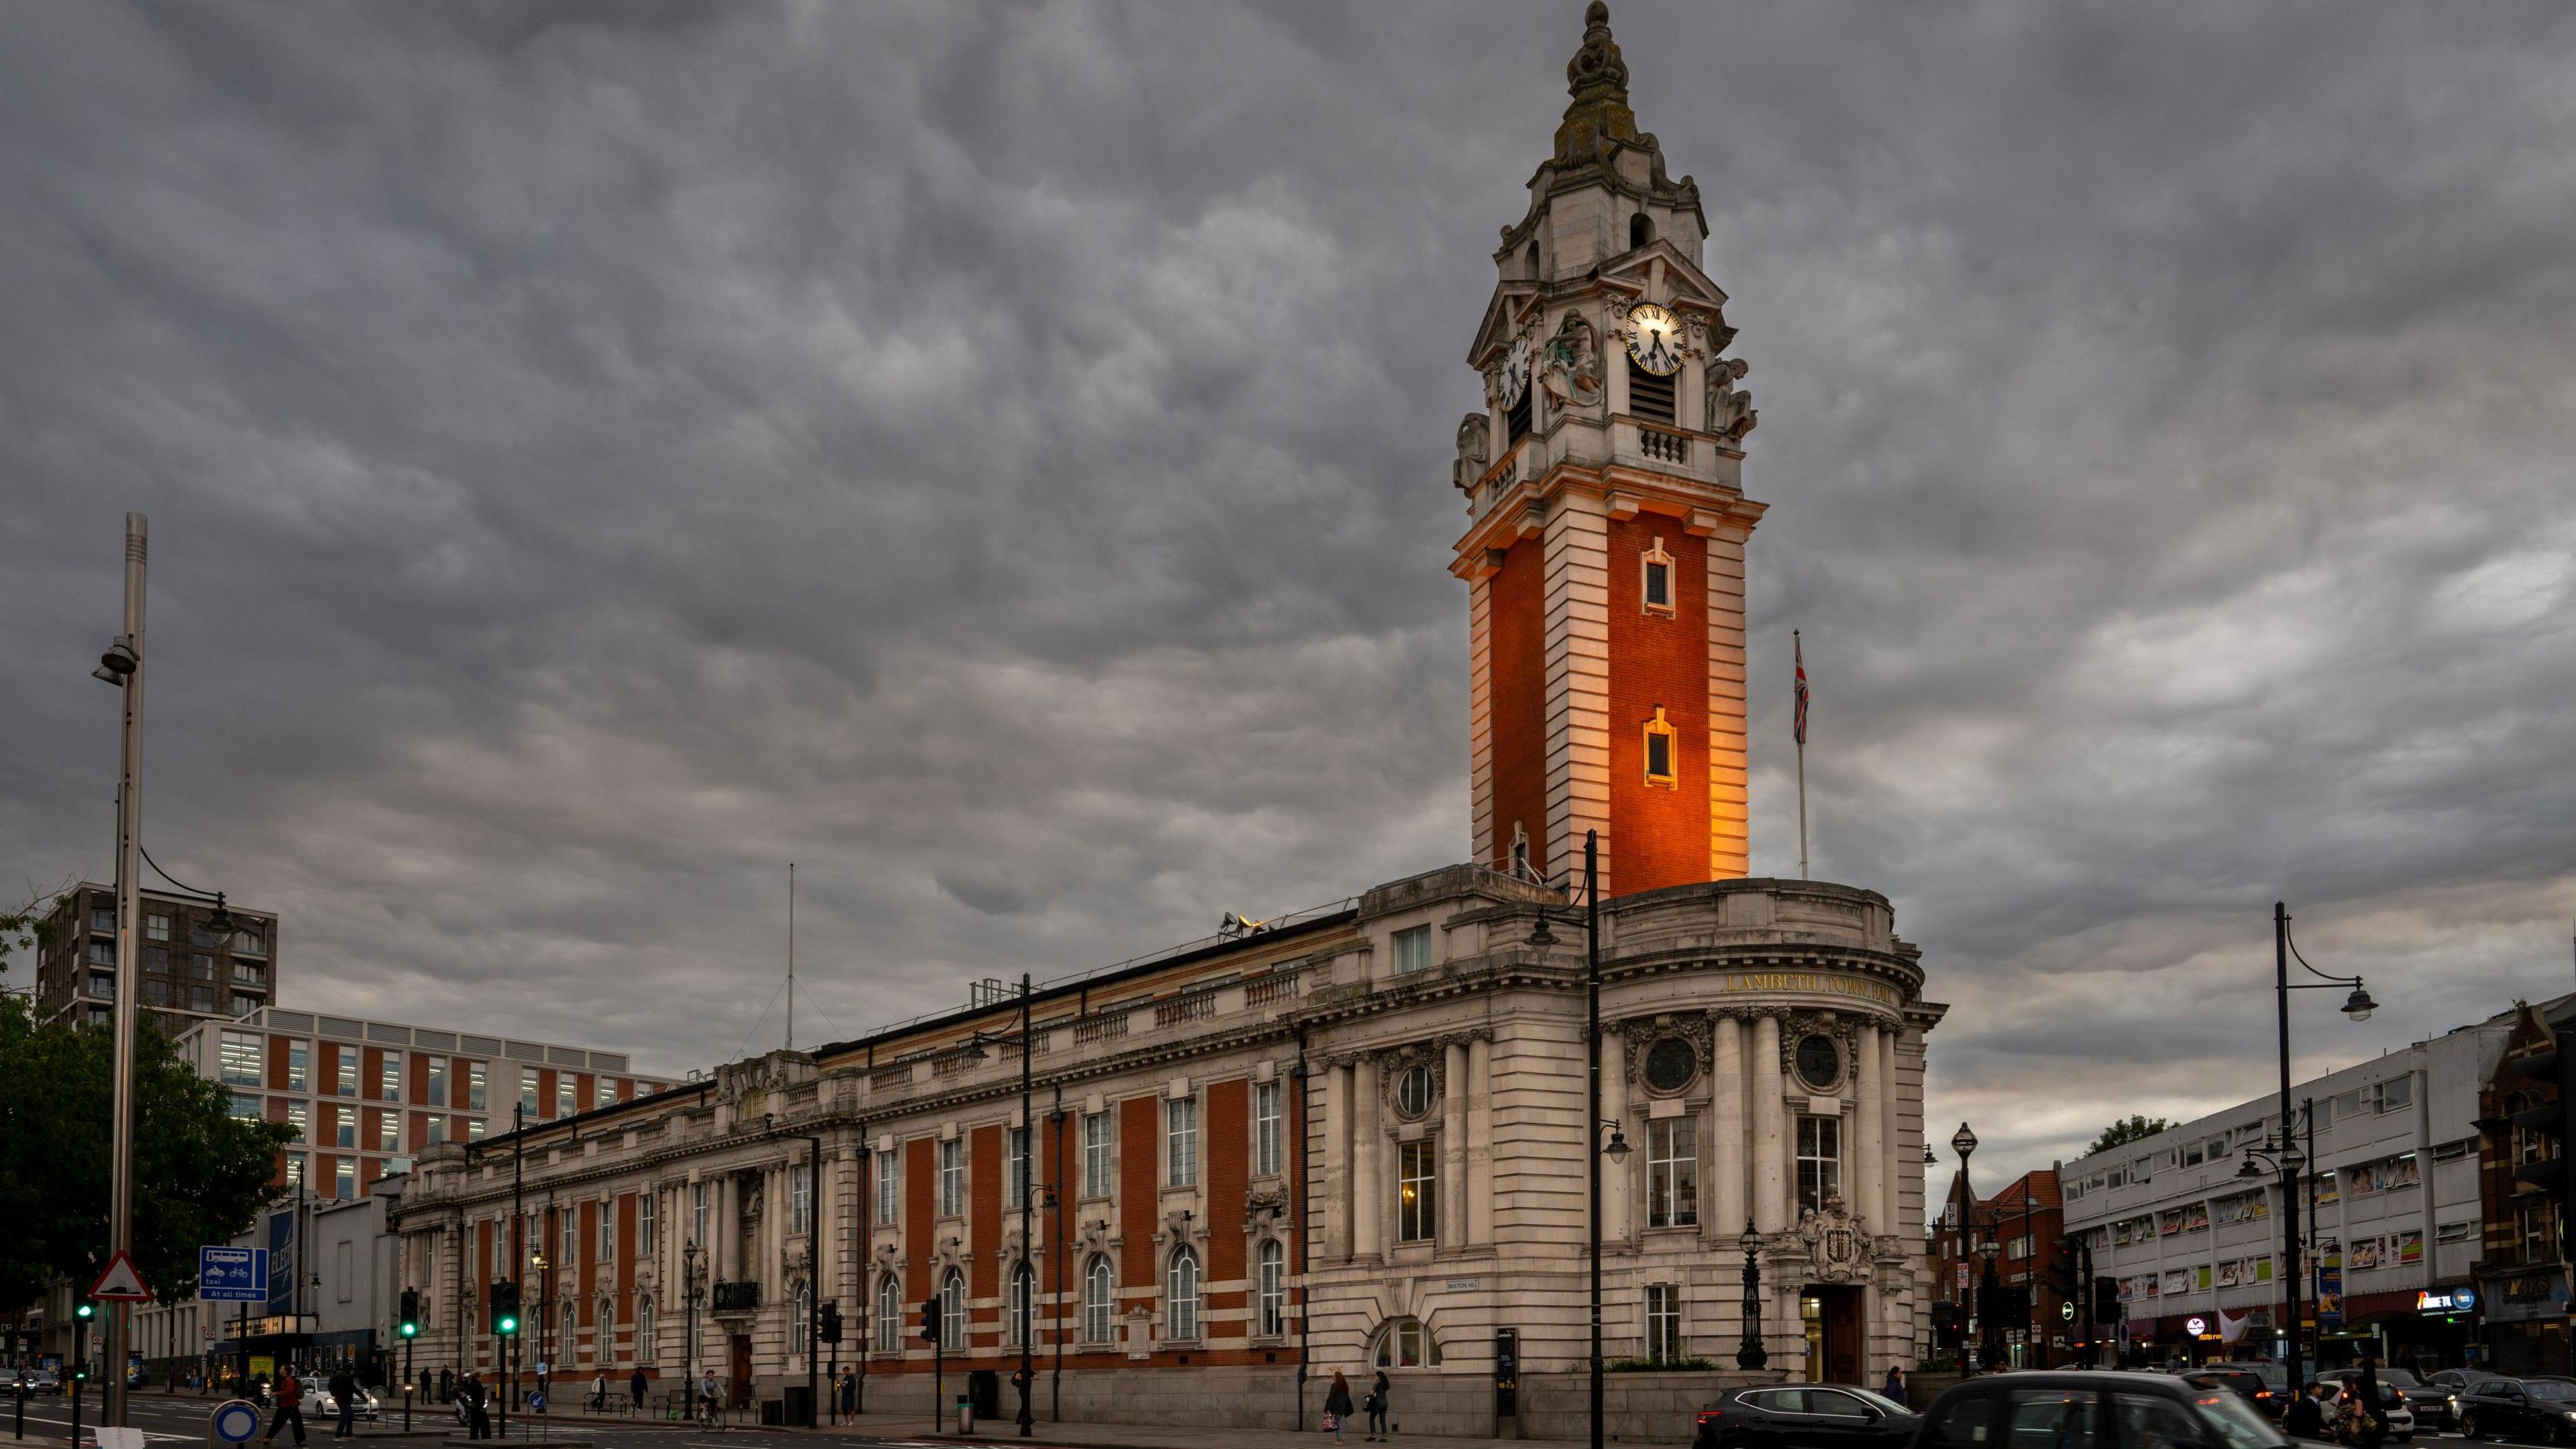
1049,1089 -> 1065,1424
1016,973 -> 1034,1436
1583,830 -> 1602,1449
1955,1137 -> 1975,1377
504,1103 -> 521,1439
2302,1096 -> 2317,1383
855,1139 -> 869,1417
2275,903 -> 2304,1395
2021,1187 -> 2034,1367
785,864 -> 795,1053
806,1136 -> 820,1428
103,511 -> 148,1428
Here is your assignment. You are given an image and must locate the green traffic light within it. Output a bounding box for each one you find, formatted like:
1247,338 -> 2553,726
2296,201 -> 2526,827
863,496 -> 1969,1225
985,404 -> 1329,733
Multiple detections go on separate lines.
400,1322 -> 418,1338
497,1315 -> 518,1335
75,1303 -> 95,1320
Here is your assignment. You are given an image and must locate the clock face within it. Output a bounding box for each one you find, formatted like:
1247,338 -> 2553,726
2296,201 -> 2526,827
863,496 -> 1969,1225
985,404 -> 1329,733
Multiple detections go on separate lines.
1497,337 -> 1532,409
1624,303 -> 1683,377
1795,1033 -> 1841,1091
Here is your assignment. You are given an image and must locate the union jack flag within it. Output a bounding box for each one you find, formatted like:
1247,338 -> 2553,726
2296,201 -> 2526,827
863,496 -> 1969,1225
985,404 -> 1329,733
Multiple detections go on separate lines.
1793,631 -> 1811,747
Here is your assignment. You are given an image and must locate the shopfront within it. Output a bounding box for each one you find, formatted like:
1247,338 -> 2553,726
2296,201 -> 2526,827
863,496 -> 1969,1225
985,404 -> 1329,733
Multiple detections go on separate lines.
2479,1269 -> 2572,1377
2381,1287 -> 2481,1375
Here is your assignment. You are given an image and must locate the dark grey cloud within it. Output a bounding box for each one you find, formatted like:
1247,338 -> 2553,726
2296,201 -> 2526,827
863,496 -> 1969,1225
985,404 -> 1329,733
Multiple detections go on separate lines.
5,1 -> 2575,1186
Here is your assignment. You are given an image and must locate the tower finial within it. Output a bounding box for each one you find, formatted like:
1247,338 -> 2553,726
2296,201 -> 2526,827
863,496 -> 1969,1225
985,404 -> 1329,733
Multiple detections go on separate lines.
1554,1 -> 1638,166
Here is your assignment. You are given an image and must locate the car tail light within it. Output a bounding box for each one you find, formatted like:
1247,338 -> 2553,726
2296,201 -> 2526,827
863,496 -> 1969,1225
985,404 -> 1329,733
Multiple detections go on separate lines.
1697,1409 -> 1725,1425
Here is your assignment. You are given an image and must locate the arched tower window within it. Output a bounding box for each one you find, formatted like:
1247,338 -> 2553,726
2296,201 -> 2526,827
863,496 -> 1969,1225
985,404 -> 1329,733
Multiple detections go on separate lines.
1642,706 -> 1678,788
1629,213 -> 1654,249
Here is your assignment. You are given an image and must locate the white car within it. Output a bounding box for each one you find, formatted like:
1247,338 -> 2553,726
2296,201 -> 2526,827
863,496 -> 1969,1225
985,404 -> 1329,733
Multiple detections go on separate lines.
315,1387 -> 380,1419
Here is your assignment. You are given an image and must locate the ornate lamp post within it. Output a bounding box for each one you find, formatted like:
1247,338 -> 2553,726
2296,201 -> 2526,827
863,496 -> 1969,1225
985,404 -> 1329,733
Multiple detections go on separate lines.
1735,1220 -> 1767,1370
1528,830 -> 1609,1449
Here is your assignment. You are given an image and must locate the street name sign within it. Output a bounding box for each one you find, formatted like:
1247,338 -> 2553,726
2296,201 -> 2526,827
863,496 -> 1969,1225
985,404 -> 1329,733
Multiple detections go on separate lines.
199,1246 -> 269,1303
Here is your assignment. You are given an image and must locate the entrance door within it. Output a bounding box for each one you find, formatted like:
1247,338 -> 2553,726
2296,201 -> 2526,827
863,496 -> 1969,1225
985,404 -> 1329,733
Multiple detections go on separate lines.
729,1334 -> 752,1410
1801,1286 -> 1865,1385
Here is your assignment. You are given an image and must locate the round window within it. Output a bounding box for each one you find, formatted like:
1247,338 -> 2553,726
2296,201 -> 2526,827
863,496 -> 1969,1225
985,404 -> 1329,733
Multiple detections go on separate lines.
1643,1037 -> 1697,1093
1794,1034 -> 1841,1091
1395,1065 -> 1435,1119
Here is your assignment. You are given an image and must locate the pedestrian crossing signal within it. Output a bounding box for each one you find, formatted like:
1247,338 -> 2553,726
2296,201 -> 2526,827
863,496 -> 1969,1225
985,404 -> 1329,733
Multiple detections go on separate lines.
400,1287 -> 420,1338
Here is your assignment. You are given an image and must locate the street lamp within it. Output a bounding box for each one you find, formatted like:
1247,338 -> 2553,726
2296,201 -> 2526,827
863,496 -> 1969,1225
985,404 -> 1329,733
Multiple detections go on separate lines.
1735,1220 -> 1767,1370
1978,1237 -> 2003,1371
2270,902 -> 2373,1394
960,973 -> 1046,1437
1527,829 -> 1605,1449
1951,1124 -> 1978,1377
94,513 -> 147,1432
682,1242 -> 704,1423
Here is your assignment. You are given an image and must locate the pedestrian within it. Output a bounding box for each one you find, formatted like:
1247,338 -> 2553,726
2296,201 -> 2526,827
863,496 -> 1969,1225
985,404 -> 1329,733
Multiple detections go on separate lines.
839,1366 -> 856,1419
327,1364 -> 360,1440
629,1365 -> 647,1413
590,1369 -> 608,1413
1366,1369 -> 1391,1441
1324,1371 -> 1354,1444
264,1366 -> 309,1446
470,1372 -> 494,1440
2352,1356 -> 2387,1449
1882,1364 -> 1907,1408
699,1368 -> 720,1426
2282,1383 -> 2324,1441
439,1368 -> 453,1405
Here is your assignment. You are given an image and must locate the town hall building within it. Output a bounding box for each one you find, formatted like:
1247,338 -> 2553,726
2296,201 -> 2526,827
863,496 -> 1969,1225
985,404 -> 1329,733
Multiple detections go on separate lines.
389,6 -> 1945,1435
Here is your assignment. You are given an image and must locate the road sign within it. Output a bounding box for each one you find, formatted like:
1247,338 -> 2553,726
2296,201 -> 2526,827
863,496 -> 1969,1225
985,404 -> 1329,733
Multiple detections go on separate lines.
212,1399 -> 262,1444
2061,1301 -> 2076,1322
199,1246 -> 269,1303
91,1250 -> 152,1302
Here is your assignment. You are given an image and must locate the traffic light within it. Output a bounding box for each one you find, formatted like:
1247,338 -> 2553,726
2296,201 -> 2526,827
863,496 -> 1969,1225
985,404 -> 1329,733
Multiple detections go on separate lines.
2092,1275 -> 2121,1324
399,1288 -> 421,1339
2043,1239 -> 2082,1303
2508,1028 -> 2576,1249
1931,1301 -> 1959,1349
816,1301 -> 841,1345
74,1301 -> 95,1323
918,1298 -> 938,1344
491,1278 -> 521,1338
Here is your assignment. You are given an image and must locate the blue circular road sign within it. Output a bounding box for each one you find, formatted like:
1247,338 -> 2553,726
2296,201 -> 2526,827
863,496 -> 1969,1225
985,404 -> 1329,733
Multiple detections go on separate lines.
213,1399 -> 262,1444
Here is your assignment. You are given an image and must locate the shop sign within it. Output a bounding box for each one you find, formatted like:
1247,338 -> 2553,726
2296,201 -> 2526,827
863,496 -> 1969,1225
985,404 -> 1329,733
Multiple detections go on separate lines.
2416,1287 -> 2477,1315
2185,1316 -> 2207,1337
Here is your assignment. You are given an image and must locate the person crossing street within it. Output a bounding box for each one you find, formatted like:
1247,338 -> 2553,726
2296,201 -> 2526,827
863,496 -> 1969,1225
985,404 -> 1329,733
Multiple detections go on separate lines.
262,1366 -> 308,1446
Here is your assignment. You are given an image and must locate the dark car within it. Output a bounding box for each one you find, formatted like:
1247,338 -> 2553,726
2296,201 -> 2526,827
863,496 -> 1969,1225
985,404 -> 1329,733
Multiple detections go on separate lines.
2453,1374 -> 2576,1443
2184,1366 -> 2287,1421
1694,1383 -> 1918,1447
1915,1370 -> 2288,1449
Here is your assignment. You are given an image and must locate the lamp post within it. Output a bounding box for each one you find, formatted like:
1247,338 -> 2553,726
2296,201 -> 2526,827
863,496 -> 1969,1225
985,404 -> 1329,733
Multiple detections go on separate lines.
2266,902 -> 2374,1393
1735,1220 -> 1767,1369
682,1242 -> 702,1425
94,513 -> 146,1430
1017,971 -> 1035,1438
1978,1236 -> 2003,1371
2019,1183 -> 2035,1368
1951,1124 -> 1978,1377
1527,830 -> 1608,1449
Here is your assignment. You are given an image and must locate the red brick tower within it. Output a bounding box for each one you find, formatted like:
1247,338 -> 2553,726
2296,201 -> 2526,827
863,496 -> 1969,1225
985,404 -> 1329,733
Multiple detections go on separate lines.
1451,2 -> 1765,898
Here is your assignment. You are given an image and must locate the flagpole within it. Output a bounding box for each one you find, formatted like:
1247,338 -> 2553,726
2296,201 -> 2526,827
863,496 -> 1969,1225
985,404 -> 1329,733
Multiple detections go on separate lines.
1794,629 -> 1809,880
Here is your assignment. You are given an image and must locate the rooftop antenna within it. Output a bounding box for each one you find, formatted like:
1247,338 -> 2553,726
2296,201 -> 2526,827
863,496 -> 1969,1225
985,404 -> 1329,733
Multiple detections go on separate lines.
786,861 -> 796,1053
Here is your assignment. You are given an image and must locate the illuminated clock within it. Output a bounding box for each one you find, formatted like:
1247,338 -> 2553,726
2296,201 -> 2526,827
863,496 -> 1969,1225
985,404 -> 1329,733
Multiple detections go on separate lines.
1497,336 -> 1532,409
1623,303 -> 1682,377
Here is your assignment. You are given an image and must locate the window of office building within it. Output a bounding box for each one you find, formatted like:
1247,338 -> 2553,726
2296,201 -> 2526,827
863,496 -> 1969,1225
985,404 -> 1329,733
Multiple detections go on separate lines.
1166,1247 -> 1201,1341
1257,1239 -> 1287,1336
1007,1126 -> 1030,1210
427,1057 -> 447,1108
285,1101 -> 308,1143
284,1152 -> 305,1190
285,1040 -> 309,1093
230,1092 -> 262,1120
1796,1116 -> 1841,1214
467,1061 -> 487,1112
1168,1097 -> 1199,1187
521,1067 -> 541,1116
790,1163 -> 812,1234
556,1077 -> 575,1120
876,1151 -> 899,1224
380,1055 -> 401,1103
333,1160 -> 356,1200
1648,1120 -> 1699,1228
335,1051 -> 356,1098
1392,924 -> 1432,975
1082,1114 -> 1112,1198
333,1105 -> 356,1150
1083,1255 -> 1114,1343
938,1137 -> 964,1218
377,1112 -> 399,1154
220,1031 -> 263,1087
1397,1140 -> 1438,1243
1646,1285 -> 1682,1363
1254,1081 -> 1283,1177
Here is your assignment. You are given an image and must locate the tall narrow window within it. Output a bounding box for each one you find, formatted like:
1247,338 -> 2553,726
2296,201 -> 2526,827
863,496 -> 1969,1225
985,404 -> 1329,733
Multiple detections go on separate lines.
381,1055 -> 402,1103
1397,1140 -> 1438,1244
692,1181 -> 710,1248
792,1285 -> 812,1356
1007,1126 -> 1029,1210
286,1040 -> 310,1093
1392,925 -> 1432,975
938,1138 -> 964,1217
377,1111 -> 400,1154
877,1149 -> 901,1223
598,1299 -> 614,1362
1257,1240 -> 1287,1337
520,1067 -> 539,1116
1646,1284 -> 1682,1362
1642,706 -> 1677,787
877,1274 -> 904,1352
1167,1097 -> 1199,1187
1008,1263 -> 1035,1348
427,1057 -> 448,1108
1083,1256 -> 1114,1344
556,1077 -> 576,1120
1166,1248 -> 1201,1341
790,1163 -> 812,1234
637,1298 -> 655,1364
333,1104 -> 356,1149
1648,1120 -> 1699,1228
284,1151 -> 306,1190
467,1061 -> 487,1111
1082,1114 -> 1112,1198
600,1197 -> 614,1257
1253,1081 -> 1283,1177
333,1159 -> 356,1200
1641,537 -> 1675,616
939,1269 -> 965,1348
561,1303 -> 577,1362
561,1206 -> 576,1267
639,1189 -> 657,1255
1796,1115 -> 1841,1214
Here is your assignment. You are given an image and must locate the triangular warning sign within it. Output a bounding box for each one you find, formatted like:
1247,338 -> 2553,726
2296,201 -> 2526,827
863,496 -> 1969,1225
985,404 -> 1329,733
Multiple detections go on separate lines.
91,1250 -> 152,1302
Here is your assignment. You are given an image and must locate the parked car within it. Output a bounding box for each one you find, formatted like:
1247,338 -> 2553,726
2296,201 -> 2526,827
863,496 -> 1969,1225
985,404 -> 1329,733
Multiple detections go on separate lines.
2312,1367 -> 2422,1439
315,1386 -> 380,1419
2453,1375 -> 2576,1443
1694,1383 -> 1918,1448
1915,1371 -> 2288,1449
2184,1365 -> 2286,1420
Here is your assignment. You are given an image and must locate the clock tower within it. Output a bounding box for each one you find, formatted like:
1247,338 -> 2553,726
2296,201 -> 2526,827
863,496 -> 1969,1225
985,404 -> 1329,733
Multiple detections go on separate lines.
1452,2 -> 1766,898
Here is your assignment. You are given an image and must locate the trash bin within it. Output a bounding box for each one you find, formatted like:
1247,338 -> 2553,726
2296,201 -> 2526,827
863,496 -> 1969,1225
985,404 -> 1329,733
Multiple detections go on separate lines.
782,1385 -> 814,1428
957,1394 -> 974,1434
968,1369 -> 1000,1417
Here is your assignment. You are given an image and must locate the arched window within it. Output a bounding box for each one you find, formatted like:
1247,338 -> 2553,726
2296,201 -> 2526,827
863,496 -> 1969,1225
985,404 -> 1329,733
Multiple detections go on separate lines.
1166,1246 -> 1201,1342
1373,1317 -> 1443,1368
1629,213 -> 1654,249
1083,1254 -> 1114,1344
1525,239 -> 1541,277
940,1267 -> 966,1349
875,1273 -> 904,1353
792,1283 -> 812,1356
1256,1240 -> 1287,1338
561,1302 -> 578,1363
637,1297 -> 655,1365
598,1298 -> 614,1364
1007,1262 -> 1035,1348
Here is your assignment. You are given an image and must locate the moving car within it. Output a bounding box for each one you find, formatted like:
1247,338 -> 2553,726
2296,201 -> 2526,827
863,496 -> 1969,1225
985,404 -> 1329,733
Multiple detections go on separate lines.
2453,1375 -> 2576,1443
315,1385 -> 380,1419
1914,1371 -> 2288,1449
1693,1383 -> 1918,1447
2312,1368 -> 2420,1440
2183,1366 -> 2286,1420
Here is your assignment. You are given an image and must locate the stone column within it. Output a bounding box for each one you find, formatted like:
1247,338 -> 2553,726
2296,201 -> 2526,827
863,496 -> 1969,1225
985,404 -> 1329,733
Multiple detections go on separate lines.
1352,1055 -> 1382,1261
1466,1036 -> 1495,1247
1602,1030 -> 1630,1244
1442,1040 -> 1469,1250
1325,1063 -> 1352,1259
1712,1015 -> 1746,1236
718,1176 -> 739,1281
1752,1014 -> 1786,1234
1880,1029 -> 1902,1239
1855,1023 -> 1886,1232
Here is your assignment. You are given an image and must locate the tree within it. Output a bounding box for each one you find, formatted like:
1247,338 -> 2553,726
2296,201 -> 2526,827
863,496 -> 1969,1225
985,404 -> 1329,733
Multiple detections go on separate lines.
0,991 -> 293,1309
2088,1114 -> 2171,1157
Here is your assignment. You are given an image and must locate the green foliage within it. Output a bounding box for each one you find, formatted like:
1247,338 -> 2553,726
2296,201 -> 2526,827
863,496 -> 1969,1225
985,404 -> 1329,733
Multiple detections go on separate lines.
0,883 -> 66,981
2088,1114 -> 2171,1157
1607,1356 -> 1716,1372
0,992 -> 294,1309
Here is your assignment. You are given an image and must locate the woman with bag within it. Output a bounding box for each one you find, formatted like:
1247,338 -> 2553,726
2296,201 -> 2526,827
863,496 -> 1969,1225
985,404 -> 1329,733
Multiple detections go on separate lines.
1324,1371 -> 1354,1443
1366,1370 -> 1391,1441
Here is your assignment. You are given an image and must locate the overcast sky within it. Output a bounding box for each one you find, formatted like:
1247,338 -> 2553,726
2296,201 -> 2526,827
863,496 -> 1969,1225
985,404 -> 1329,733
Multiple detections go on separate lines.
6,1 -> 2576,1189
